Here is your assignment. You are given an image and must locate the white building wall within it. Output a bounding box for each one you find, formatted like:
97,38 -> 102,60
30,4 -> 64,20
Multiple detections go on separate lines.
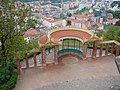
100,18 -> 103,24
104,22 -> 116,25
74,22 -> 78,27
98,26 -> 104,30
61,20 -> 67,27
54,20 -> 67,27
63,3 -> 69,10
42,20 -> 52,28
79,23 -> 82,28
81,24 -> 86,29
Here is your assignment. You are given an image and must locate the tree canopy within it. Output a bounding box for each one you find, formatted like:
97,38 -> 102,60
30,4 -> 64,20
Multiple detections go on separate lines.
106,10 -> 120,19
104,25 -> 120,42
111,1 -> 120,7
0,0 -> 36,66
74,8 -> 86,14
95,25 -> 120,42
115,20 -> 120,26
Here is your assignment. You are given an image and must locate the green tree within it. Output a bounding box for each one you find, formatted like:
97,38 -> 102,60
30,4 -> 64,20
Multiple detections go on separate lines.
0,0 -> 36,66
67,13 -> 72,17
111,1 -> 120,7
104,26 -> 120,42
106,10 -> 120,19
115,20 -> 120,26
74,8 -> 87,14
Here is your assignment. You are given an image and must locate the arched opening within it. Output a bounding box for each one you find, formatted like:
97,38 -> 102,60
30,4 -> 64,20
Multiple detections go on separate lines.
58,38 -> 83,60
60,38 -> 83,50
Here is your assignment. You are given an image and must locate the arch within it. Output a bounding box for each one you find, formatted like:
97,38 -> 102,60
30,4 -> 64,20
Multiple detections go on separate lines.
59,36 -> 84,43
50,29 -> 92,43
39,28 -> 94,45
60,38 -> 83,50
58,48 -> 83,56
58,52 -> 83,61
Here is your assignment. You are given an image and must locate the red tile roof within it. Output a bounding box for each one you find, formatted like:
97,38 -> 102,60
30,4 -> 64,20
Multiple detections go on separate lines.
41,16 -> 63,23
70,19 -> 87,24
39,29 -> 92,44
39,34 -> 48,44
107,18 -> 119,23
24,28 -> 40,37
72,14 -> 92,19
96,23 -> 103,27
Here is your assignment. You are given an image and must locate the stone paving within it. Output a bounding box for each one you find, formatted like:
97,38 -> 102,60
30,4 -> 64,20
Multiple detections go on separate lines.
14,56 -> 119,90
36,75 -> 120,90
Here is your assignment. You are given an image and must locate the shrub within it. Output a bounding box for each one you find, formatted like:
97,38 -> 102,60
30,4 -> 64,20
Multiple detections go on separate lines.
0,71 -> 18,90
0,61 -> 16,84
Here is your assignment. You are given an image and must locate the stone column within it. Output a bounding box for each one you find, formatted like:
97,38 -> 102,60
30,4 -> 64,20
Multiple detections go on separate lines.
54,45 -> 59,64
111,43 -> 115,55
33,52 -> 37,67
25,52 -> 29,68
16,58 -> 21,75
116,46 -> 120,56
41,48 -> 46,66
105,43 -> 109,56
99,43 -> 103,57
92,41 -> 97,58
82,43 -> 87,59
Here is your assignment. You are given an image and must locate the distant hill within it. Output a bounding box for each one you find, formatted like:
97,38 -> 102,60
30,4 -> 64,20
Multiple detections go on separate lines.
17,0 -> 39,2
18,0 -> 39,2
51,0 -> 72,3
18,0 -> 72,3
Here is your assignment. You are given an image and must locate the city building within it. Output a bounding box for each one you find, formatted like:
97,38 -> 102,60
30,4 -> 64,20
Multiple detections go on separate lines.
104,18 -> 119,25
24,28 -> 40,43
41,16 -> 67,28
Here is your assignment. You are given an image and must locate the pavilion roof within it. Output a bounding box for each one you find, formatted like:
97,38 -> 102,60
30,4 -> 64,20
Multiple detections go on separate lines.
85,34 -> 102,42
39,27 -> 101,48
39,37 -> 61,48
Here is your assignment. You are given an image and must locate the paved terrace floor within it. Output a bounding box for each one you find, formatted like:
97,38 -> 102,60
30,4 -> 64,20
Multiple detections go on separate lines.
14,56 -> 119,90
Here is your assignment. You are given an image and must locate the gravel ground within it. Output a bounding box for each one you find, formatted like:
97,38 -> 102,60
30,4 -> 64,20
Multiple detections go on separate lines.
14,56 -> 119,90
35,75 -> 120,90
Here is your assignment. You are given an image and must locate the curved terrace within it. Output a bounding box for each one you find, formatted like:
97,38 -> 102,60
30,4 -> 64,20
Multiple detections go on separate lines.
39,27 -> 94,46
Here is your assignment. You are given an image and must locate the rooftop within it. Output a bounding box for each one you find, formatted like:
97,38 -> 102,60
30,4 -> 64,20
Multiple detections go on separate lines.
107,18 -> 119,23
41,16 -> 63,23
39,28 -> 95,46
72,14 -> 93,19
24,28 -> 40,37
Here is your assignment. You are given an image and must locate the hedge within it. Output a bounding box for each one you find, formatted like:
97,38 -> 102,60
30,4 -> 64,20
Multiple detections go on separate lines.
0,71 -> 18,90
